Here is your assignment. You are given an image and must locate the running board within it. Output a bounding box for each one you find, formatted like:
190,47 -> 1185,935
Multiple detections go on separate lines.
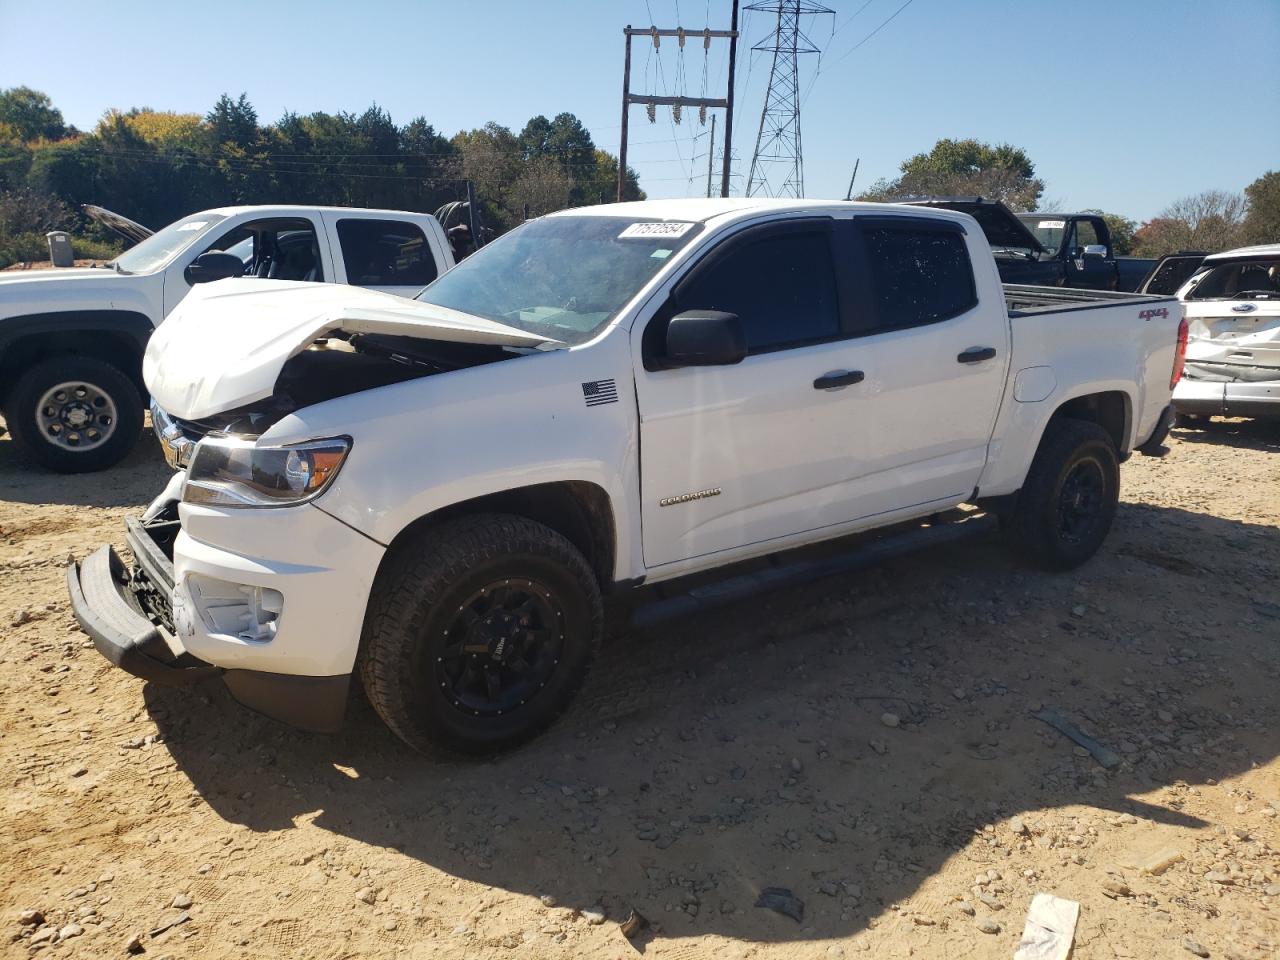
628,512 -> 996,629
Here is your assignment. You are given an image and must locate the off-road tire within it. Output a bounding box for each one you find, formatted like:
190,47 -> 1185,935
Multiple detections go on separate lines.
359,513 -> 603,756
5,355 -> 143,473
1003,418 -> 1119,571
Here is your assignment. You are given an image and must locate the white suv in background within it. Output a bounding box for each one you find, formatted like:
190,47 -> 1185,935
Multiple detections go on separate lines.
1173,244 -> 1280,422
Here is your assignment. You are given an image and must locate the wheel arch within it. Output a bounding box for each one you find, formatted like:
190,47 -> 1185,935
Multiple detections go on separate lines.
0,311 -> 152,406
377,480 -> 619,591
1045,388 -> 1132,456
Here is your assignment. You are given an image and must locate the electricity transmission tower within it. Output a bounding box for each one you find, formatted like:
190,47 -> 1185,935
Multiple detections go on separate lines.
745,0 -> 832,198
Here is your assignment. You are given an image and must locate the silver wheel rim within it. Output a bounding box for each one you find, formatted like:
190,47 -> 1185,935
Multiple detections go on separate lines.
35,380 -> 118,451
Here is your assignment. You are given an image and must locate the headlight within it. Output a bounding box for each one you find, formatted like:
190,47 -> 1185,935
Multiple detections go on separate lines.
183,436 -> 351,508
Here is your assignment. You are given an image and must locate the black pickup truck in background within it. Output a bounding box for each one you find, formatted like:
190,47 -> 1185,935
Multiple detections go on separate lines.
905,198 -> 1178,293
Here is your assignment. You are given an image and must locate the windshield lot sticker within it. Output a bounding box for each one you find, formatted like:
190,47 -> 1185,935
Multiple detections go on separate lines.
1037,220 -> 1066,230
650,248 -> 673,259
619,222 -> 695,239
177,221 -> 209,231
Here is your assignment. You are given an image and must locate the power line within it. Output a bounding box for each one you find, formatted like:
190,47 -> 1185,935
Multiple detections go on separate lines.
830,0 -> 916,65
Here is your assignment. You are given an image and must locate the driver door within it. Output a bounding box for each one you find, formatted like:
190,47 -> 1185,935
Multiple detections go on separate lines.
1063,218 -> 1114,290
634,218 -> 874,569
162,215 -> 328,315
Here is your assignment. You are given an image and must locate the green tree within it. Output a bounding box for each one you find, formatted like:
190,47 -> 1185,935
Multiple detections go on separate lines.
579,149 -> 644,205
518,115 -> 554,161
1242,171 -> 1280,246
206,93 -> 259,149
1132,190 -> 1247,257
0,86 -> 66,141
860,138 -> 1044,210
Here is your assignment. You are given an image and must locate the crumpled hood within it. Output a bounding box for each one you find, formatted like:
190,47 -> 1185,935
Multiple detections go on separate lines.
145,279 -> 561,420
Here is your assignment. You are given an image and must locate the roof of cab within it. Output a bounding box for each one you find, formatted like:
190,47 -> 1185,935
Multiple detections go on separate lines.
200,204 -> 440,218
544,197 -> 974,227
1203,243 -> 1280,262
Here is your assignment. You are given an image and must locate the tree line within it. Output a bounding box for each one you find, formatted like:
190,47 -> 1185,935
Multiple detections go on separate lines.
0,87 -> 643,267
1,86 -> 1275,268
858,137 -> 1277,257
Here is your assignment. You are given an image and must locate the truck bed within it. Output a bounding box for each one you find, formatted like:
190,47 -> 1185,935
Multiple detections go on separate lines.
1005,283 -> 1173,317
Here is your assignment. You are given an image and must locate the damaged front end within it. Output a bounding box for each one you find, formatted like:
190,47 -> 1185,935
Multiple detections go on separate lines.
153,331 -> 523,457
66,488 -> 212,687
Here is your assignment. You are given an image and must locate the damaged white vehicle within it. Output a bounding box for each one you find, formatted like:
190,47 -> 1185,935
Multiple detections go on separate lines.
68,199 -> 1184,755
1173,244 -> 1280,422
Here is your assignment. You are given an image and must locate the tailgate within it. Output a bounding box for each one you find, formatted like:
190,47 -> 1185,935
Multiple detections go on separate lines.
1185,306 -> 1280,376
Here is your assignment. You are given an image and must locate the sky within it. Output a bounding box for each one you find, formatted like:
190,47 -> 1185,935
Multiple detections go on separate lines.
1,0 -> 1277,222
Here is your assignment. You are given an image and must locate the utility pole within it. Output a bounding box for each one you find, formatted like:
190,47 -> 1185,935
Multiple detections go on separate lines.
844,158 -> 860,201
744,0 -> 833,198
721,0 -> 739,198
617,9 -> 741,202
705,114 -> 717,198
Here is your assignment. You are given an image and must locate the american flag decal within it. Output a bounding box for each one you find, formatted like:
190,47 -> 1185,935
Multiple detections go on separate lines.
581,379 -> 619,407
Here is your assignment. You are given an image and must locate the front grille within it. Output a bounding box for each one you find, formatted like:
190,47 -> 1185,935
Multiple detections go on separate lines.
124,508 -> 179,634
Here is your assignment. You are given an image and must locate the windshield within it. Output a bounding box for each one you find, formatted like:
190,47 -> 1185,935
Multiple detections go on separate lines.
112,213 -> 227,274
1018,216 -> 1067,256
1184,259 -> 1280,300
414,215 -> 703,345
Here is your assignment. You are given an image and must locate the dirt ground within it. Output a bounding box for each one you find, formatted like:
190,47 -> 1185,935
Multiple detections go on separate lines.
2,417 -> 1278,960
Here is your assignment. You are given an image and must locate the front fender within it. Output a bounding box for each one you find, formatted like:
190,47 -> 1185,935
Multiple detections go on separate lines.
260,341 -> 641,580
0,309 -> 154,357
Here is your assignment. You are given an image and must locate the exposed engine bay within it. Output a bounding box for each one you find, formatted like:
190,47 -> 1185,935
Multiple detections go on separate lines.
169,333 -> 519,438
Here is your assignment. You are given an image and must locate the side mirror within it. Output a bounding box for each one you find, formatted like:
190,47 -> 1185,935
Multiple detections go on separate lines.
185,251 -> 245,285
665,310 -> 746,367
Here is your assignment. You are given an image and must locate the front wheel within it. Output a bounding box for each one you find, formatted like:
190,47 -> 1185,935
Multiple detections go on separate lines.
4,356 -> 143,473
1003,419 -> 1119,571
359,513 -> 603,755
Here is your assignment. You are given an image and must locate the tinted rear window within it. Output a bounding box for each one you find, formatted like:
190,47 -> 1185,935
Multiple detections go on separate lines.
337,218 -> 437,287
1184,259 -> 1280,300
862,225 -> 977,329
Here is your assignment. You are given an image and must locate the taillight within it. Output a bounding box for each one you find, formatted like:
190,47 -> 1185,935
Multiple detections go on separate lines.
1170,316 -> 1188,388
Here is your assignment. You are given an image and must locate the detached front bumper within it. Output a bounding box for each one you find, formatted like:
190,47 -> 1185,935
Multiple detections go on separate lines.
67,499 -> 379,733
68,543 -> 219,685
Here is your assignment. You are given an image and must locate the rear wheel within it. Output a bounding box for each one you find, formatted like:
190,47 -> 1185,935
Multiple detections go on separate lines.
359,513 -> 603,755
1003,419 -> 1119,571
4,356 -> 143,473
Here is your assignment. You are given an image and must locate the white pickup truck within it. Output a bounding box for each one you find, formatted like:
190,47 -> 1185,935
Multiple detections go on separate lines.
67,198 -> 1185,755
0,205 -> 454,472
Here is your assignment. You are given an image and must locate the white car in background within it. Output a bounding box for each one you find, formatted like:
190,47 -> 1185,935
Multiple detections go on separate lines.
1173,244 -> 1280,422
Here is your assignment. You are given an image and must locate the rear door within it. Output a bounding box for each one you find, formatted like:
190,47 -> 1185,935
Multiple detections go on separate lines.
836,214 -> 1009,513
323,213 -> 444,298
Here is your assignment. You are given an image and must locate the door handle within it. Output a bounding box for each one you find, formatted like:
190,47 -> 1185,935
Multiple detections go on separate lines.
813,370 -> 865,390
957,347 -> 997,364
